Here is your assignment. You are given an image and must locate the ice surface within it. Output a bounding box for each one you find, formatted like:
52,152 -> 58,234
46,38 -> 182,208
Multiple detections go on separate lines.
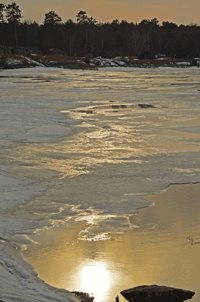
0,173 -> 45,211
1,67 -> 200,301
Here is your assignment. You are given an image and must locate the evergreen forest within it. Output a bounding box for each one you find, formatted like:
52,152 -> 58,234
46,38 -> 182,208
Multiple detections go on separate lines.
0,2 -> 200,58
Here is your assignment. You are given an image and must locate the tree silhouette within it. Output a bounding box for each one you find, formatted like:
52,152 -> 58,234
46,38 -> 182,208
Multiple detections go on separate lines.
75,11 -> 97,54
44,11 -> 62,25
76,11 -> 97,25
0,3 -> 5,23
5,2 -> 22,23
76,11 -> 87,24
41,11 -> 62,51
150,18 -> 159,28
129,29 -> 149,55
183,38 -> 196,58
5,2 -> 22,50
173,40 -> 182,58
1,4 -> 200,58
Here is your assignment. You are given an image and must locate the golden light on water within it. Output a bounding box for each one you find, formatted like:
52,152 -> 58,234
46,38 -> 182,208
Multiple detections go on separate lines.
80,262 -> 110,302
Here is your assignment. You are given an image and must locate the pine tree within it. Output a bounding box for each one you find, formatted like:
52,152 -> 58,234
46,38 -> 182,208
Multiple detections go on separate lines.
5,2 -> 22,50
5,2 -> 22,24
44,11 -> 62,25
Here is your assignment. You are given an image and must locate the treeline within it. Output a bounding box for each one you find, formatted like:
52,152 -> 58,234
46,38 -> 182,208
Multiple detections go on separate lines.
0,2 -> 200,58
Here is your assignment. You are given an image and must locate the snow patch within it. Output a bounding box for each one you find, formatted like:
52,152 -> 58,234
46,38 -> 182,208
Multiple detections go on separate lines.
0,251 -> 80,302
6,58 -> 23,65
176,61 -> 191,65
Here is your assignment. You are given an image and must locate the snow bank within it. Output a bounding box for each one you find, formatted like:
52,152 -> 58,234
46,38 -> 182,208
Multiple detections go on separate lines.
6,58 -> 24,65
90,57 -> 128,67
0,251 -> 80,302
21,55 -> 45,66
176,61 -> 191,65
3,56 -> 45,67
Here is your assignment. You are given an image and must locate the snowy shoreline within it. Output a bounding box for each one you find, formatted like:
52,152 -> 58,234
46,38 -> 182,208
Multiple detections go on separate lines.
1,62 -> 199,70
1,54 -> 200,70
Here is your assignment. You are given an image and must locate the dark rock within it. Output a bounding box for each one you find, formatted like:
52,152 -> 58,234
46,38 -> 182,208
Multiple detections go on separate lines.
78,110 -> 93,114
120,285 -> 195,302
191,59 -> 198,66
138,104 -> 155,108
112,104 -> 127,109
138,51 -> 157,60
72,291 -> 94,302
112,105 -> 120,109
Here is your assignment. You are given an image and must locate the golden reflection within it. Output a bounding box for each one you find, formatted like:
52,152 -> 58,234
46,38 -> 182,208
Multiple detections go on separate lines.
80,262 -> 110,302
3,103 -> 200,180
23,184 -> 200,302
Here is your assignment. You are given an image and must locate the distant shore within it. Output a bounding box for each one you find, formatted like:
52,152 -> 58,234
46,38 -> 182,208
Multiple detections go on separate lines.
1,54 -> 200,70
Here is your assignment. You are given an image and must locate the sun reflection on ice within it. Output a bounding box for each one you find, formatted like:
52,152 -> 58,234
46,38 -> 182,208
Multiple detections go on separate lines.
80,262 -> 110,302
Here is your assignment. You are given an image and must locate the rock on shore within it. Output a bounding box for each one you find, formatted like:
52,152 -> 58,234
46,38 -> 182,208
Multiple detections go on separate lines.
120,285 -> 195,302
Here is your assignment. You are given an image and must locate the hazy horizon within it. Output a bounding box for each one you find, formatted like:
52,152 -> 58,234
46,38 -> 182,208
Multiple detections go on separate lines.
2,0 -> 200,25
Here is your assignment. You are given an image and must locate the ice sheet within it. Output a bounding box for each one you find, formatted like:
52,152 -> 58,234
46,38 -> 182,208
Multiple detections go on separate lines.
1,67 -> 200,301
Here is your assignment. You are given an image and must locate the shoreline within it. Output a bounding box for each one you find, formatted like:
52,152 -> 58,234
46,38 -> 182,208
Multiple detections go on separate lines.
23,182 -> 200,302
1,54 -> 200,70
1,63 -> 199,70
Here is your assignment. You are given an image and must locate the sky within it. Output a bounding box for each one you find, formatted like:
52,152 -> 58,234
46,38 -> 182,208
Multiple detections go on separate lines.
3,0 -> 200,25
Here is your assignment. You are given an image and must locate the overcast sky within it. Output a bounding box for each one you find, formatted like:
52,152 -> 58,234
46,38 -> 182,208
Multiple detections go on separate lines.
3,0 -> 200,25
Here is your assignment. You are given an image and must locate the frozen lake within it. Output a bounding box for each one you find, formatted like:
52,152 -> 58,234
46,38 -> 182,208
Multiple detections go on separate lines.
1,67 -> 200,301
